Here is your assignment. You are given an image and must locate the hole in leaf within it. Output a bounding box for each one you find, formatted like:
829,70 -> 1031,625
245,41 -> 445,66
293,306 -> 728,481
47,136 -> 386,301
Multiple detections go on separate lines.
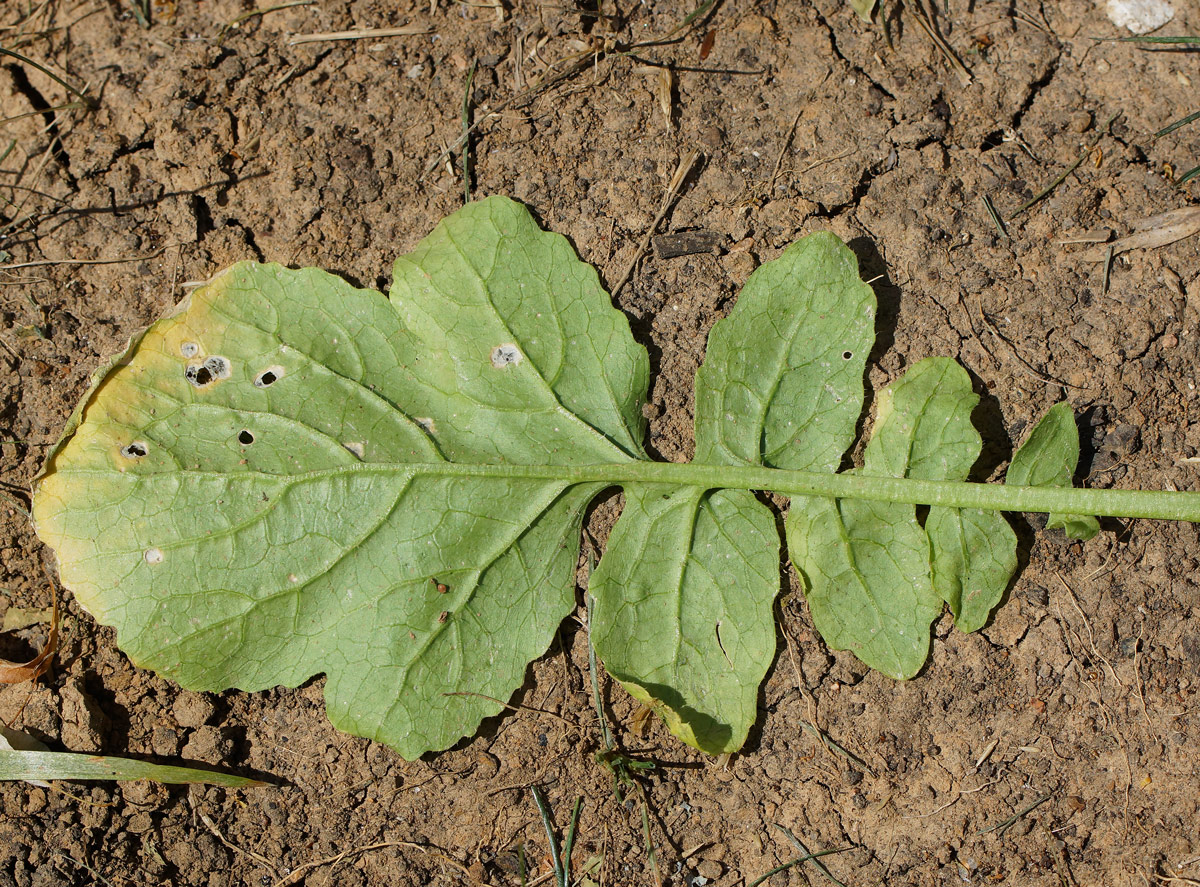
490,343 -> 522,369
842,350 -> 853,360
185,364 -> 213,387
254,366 -> 285,388
238,430 -> 254,445
121,442 -> 148,459
185,355 -> 232,388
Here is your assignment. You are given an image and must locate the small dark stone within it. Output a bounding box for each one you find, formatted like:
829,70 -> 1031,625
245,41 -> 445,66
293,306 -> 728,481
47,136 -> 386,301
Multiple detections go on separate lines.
1024,586 -> 1049,606
652,230 -> 725,259
1103,425 -> 1141,455
1182,635 -> 1200,674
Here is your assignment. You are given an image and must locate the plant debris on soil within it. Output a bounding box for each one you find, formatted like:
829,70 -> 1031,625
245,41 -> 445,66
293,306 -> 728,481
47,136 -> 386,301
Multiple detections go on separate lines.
2,0 -> 1200,885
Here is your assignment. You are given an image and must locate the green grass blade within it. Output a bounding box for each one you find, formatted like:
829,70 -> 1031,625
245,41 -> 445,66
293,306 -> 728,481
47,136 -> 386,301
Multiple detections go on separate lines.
1155,110 -> 1200,138
0,750 -> 266,786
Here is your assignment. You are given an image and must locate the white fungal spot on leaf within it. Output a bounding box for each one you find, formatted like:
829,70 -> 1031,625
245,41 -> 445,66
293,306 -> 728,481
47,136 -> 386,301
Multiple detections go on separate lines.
180,342 -> 200,358
254,366 -> 285,388
490,343 -> 522,369
416,417 -> 437,434
185,355 -> 232,388
144,548 -> 164,565
343,442 -> 365,459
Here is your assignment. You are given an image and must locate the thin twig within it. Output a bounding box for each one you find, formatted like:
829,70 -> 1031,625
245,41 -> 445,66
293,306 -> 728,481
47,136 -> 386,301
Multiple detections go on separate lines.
195,807 -> 281,876
422,3 -> 716,178
973,295 -> 1086,389
440,691 -> 580,730
271,842 -> 445,887
422,51 -> 596,177
767,108 -> 804,195
0,245 -> 174,272
288,25 -> 433,45
906,0 -> 972,85
610,149 -> 701,298
219,0 -> 314,43
1011,113 -> 1119,219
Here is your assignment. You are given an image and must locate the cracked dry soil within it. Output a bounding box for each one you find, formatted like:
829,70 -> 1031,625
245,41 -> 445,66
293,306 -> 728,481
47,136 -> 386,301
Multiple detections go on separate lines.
3,1 -> 1200,885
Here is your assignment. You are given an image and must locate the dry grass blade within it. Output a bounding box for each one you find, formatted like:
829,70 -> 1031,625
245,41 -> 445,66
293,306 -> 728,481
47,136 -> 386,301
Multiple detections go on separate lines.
1155,110 -> 1200,139
977,792 -> 1052,835
1176,164 -> 1200,187
1075,206 -> 1200,262
980,194 -> 1008,240
271,841 -> 475,887
219,0 -> 315,43
906,0 -> 972,86
1010,151 -> 1086,218
287,25 -> 433,45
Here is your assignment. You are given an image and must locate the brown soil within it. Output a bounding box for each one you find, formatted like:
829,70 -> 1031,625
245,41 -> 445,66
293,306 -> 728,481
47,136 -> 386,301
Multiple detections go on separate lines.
3,1 -> 1200,884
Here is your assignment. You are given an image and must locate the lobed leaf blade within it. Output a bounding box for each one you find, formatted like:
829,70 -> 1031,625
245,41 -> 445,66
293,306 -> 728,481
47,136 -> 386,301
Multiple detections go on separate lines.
33,197 -> 650,759
590,485 -> 779,754
694,232 -> 876,473
1009,402 -> 1100,540
786,497 -> 937,679
926,506 -> 1016,632
867,358 -> 1016,631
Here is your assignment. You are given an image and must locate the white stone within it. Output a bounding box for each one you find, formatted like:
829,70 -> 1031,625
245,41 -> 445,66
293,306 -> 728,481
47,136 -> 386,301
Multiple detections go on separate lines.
1105,0 -> 1174,34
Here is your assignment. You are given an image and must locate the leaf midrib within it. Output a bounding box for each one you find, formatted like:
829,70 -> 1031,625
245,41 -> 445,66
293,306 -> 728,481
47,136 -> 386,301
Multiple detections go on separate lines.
45,459 -> 1200,522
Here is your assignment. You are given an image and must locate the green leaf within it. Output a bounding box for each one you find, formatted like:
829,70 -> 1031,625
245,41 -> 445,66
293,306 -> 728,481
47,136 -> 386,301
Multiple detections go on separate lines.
1009,402 -> 1100,541
34,196 -> 1159,760
33,196 -> 648,759
594,231 -> 875,748
694,232 -> 876,473
787,497 -> 936,679
0,751 -> 266,786
926,506 -> 1015,631
789,358 -> 1019,674
862,358 -> 980,482
590,485 -> 778,754
866,358 -> 1015,631
849,0 -> 878,22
